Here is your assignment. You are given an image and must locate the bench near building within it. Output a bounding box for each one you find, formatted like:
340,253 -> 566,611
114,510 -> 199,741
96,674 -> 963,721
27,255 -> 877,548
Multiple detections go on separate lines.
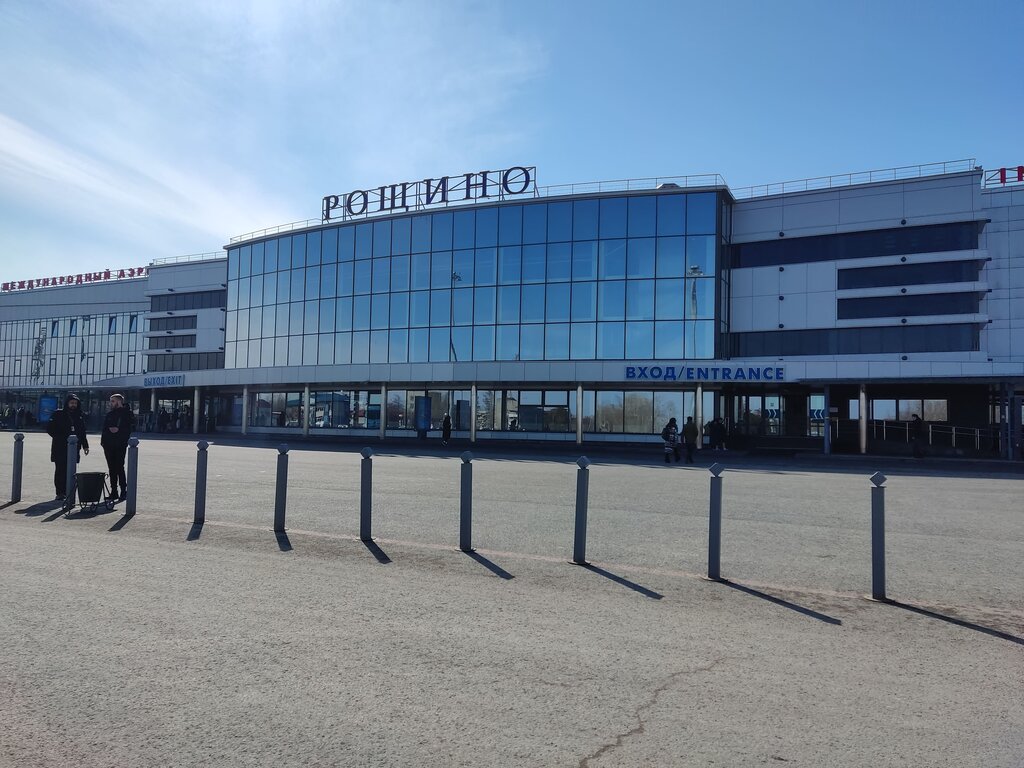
1,160 -> 1021,459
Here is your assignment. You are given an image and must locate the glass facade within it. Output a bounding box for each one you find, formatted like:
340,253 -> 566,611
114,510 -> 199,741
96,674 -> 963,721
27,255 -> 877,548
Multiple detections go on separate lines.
224,192 -> 721,367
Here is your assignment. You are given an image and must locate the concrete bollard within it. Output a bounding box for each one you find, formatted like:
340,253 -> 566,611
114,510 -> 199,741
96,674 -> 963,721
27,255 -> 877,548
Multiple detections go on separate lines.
459,451 -> 474,552
707,463 -> 725,581
360,447 -> 373,541
64,435 -> 79,507
572,456 -> 591,565
274,444 -> 289,533
11,433 -> 24,503
126,437 -> 139,515
194,441 -> 209,526
870,471 -> 887,601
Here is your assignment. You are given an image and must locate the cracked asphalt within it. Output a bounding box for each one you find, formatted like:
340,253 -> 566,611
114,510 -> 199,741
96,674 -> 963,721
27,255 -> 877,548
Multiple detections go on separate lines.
1,432 -> 1022,767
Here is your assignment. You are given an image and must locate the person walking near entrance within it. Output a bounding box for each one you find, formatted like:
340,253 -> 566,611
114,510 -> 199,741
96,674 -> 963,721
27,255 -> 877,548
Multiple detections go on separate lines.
682,416 -> 699,464
911,413 -> 927,458
661,418 -> 681,463
441,413 -> 452,446
46,393 -> 89,499
101,394 -> 134,501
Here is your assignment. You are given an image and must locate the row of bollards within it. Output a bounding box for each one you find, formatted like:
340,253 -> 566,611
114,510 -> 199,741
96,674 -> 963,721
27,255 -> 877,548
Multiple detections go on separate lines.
10,433 -> 891,599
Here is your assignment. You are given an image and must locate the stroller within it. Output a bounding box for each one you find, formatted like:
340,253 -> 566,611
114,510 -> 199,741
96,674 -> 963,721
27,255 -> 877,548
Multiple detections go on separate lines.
65,471 -> 116,515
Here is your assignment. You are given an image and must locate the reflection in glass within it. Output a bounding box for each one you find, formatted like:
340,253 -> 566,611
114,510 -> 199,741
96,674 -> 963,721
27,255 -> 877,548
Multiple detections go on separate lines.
451,326 -> 472,362
599,281 -> 625,321
352,331 -> 370,364
389,329 -> 408,362
372,258 -> 390,293
453,288 -> 473,325
496,325 -> 519,360
521,284 -> 545,323
520,325 -> 544,359
626,280 -> 654,321
371,294 -> 389,329
370,330 -> 388,363
409,328 -> 429,362
597,322 -> 624,358
596,391 -> 624,432
431,251 -> 452,289
547,242 -> 571,282
499,246 -> 521,284
545,323 -> 569,360
497,286 -> 520,324
352,296 -> 370,330
473,325 -> 495,361
430,289 -> 451,327
625,321 -> 654,357
625,392 -> 653,434
656,279 -> 684,320
410,291 -> 429,327
571,322 -> 596,359
429,327 -> 450,362
572,241 -> 598,280
656,237 -> 685,278
474,287 -> 496,324
390,292 -> 409,328
522,245 -> 545,283
599,240 -> 626,279
571,282 -> 597,321
627,238 -> 655,278
686,236 -> 715,275
475,248 -> 497,285
546,283 -> 570,322
654,321 -> 684,358
452,250 -> 474,286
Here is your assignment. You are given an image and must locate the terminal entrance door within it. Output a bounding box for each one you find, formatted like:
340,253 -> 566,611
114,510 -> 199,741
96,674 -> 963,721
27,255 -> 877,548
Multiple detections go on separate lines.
732,394 -> 783,436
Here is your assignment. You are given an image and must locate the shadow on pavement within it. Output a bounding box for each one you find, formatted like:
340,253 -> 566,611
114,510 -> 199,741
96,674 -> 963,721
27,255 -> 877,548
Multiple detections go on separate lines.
581,563 -> 663,600
721,580 -> 842,625
887,600 -> 1023,646
275,531 -> 292,552
109,512 -> 135,532
186,523 -> 203,541
17,499 -> 64,517
362,539 -> 391,564
463,550 -> 514,580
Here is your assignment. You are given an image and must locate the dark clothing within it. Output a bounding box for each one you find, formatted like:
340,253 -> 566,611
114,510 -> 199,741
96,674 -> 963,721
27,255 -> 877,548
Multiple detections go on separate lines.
441,416 -> 452,445
662,423 -> 681,463
682,420 -> 699,464
911,417 -> 927,458
47,399 -> 89,496
101,407 -> 134,496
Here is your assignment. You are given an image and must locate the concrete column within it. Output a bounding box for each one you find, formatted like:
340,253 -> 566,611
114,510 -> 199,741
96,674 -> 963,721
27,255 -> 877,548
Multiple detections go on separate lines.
302,384 -> 310,437
192,387 -> 201,434
1008,385 -> 1018,461
695,384 -> 704,449
858,383 -> 868,455
823,385 -> 832,455
379,383 -> 387,439
470,384 -> 477,443
241,385 -> 249,435
149,390 -> 156,416
576,385 -> 583,445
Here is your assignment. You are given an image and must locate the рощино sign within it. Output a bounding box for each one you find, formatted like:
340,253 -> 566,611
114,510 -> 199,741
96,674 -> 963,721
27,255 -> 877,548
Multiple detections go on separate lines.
322,166 -> 535,222
625,364 -> 786,382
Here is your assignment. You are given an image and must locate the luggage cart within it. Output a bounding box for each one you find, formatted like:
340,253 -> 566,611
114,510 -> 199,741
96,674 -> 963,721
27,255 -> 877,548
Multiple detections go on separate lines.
67,471 -> 115,515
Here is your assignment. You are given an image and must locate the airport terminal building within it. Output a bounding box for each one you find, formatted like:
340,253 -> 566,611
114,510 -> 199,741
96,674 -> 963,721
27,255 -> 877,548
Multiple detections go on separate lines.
1,160 -> 1021,458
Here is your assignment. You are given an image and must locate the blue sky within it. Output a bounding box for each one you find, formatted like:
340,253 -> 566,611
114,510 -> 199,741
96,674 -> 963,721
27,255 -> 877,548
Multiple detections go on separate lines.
2,0 -> 1021,282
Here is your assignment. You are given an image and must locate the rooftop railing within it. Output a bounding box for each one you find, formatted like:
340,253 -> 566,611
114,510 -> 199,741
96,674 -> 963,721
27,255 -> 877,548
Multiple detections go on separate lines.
150,252 -> 226,266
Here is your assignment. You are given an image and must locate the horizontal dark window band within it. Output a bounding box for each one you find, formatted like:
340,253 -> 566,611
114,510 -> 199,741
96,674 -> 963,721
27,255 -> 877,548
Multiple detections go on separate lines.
730,323 -> 980,357
837,259 -> 983,289
730,221 -> 979,269
837,292 -> 980,320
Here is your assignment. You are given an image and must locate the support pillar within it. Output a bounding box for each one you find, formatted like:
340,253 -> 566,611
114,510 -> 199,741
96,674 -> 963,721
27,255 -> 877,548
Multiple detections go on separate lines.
576,385 -> 583,445
302,384 -> 310,437
149,390 -> 157,427
823,385 -> 832,455
858,384 -> 868,455
470,384 -> 477,443
192,387 -> 201,434
242,385 -> 249,435
380,383 -> 387,439
695,384 -> 704,450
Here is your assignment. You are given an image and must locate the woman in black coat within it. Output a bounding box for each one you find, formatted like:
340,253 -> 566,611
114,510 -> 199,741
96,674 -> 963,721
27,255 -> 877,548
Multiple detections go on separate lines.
46,393 -> 89,499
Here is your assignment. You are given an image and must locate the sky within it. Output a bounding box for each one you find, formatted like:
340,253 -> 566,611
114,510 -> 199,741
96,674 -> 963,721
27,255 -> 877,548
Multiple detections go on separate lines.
1,0 -> 1022,283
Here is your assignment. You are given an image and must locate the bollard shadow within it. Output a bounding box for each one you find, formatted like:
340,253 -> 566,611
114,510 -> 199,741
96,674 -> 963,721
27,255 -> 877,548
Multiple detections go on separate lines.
720,580 -> 842,625
0,500 -> 17,511
186,523 -> 203,541
885,600 -> 1023,646
63,506 -> 115,521
42,507 -> 70,523
18,499 -> 64,517
463,549 -> 514,580
580,564 -> 663,600
109,512 -> 135,532
275,531 -> 292,552
362,539 -> 391,564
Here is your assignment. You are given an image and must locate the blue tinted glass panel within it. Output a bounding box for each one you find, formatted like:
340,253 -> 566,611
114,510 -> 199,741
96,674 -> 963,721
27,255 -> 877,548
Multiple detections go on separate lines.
656,279 -> 684,320
571,323 -> 596,359
354,261 -> 372,294
372,220 -> 391,257
520,325 -> 544,359
411,253 -> 430,290
571,282 -> 597,321
390,292 -> 409,327
289,270 -> 304,302
598,280 -> 625,321
431,212 -> 453,250
431,251 -> 452,289
473,325 -> 495,361
249,275 -> 263,307
264,239 -> 279,272
597,322 -> 624,358
292,234 -> 307,269
352,331 -> 370,364
429,327 -> 450,362
353,295 -> 371,330
430,290 -> 451,326
251,242 -> 265,274
474,287 -> 496,324
391,254 -> 409,291
263,274 -> 277,305
370,330 -> 388,363
521,285 -> 545,322
452,288 -> 473,325
546,323 -> 569,360
319,298 -> 335,330
334,332 -> 351,363
318,333 -> 334,365
304,301 -> 319,330
238,246 -> 252,279
656,237 -> 685,277
336,262 -> 353,296
411,216 -> 431,252
304,267 -> 320,300
687,278 -> 715,319
276,303 -> 289,335
410,291 -> 429,327
303,334 -> 317,364
496,325 -> 519,360
547,242 -> 571,282
547,202 -> 572,242
336,297 -> 352,331
228,249 -> 240,281
475,248 -> 497,285
626,280 -> 655,320
320,264 -> 336,298
278,272 -> 293,303
599,240 -> 626,279
599,197 -> 627,239
499,246 -> 521,284
688,320 -> 715,358
498,205 -> 522,246
657,195 -> 686,236
475,208 -> 497,247
371,294 -> 389,329
572,241 -> 598,280
523,204 -> 547,244
354,223 -> 372,259
337,227 -> 354,262
389,329 -> 408,363
451,326 -> 472,362
453,210 -> 475,249
686,193 -> 716,234
573,200 -> 598,240
546,283 -> 570,322
625,322 -> 654,357
278,237 -> 293,271
306,231 -> 322,266
289,302 -> 304,335
522,244 -> 545,283
628,196 -> 656,236
686,236 -> 715,275
627,239 -> 656,278
452,250 -> 474,286
654,321 -> 684,357
391,217 -> 411,255
497,286 -> 520,324
409,328 -> 429,362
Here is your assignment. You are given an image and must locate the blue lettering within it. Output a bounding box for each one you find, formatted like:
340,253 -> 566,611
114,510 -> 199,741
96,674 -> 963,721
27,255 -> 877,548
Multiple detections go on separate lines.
636,366 -> 649,379
710,368 -> 720,379
733,367 -> 746,380
721,368 -> 732,380
649,366 -> 663,379
425,177 -> 449,205
685,367 -> 695,380
696,367 -> 709,380
664,366 -> 678,381
775,367 -> 785,381
763,367 -> 774,380
626,366 -> 637,379
748,367 -> 761,380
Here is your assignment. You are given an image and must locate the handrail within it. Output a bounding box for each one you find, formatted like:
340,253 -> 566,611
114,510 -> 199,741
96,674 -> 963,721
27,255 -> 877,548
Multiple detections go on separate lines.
150,252 -> 225,266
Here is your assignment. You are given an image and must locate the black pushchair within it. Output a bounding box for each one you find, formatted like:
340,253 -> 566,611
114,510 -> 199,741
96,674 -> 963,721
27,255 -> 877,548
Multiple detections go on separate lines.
66,471 -> 116,515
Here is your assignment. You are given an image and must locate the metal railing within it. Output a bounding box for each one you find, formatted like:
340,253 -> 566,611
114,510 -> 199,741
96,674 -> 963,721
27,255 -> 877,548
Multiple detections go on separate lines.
730,158 -> 978,200
150,252 -> 226,266
868,419 -> 1001,452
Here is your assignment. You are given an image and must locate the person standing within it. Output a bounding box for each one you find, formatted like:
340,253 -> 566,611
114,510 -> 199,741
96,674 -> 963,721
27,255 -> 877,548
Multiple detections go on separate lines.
441,413 -> 452,446
682,416 -> 699,464
911,413 -> 927,458
661,418 -> 681,463
46,393 -> 89,499
101,394 -> 134,501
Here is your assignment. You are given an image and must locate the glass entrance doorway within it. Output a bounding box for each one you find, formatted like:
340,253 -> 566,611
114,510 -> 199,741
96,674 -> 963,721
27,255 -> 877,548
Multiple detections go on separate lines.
732,394 -> 783,436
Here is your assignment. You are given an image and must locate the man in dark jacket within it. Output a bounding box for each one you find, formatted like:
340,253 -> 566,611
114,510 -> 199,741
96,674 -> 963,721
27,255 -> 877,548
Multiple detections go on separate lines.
682,416 -> 700,464
101,394 -> 134,501
47,393 -> 89,499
